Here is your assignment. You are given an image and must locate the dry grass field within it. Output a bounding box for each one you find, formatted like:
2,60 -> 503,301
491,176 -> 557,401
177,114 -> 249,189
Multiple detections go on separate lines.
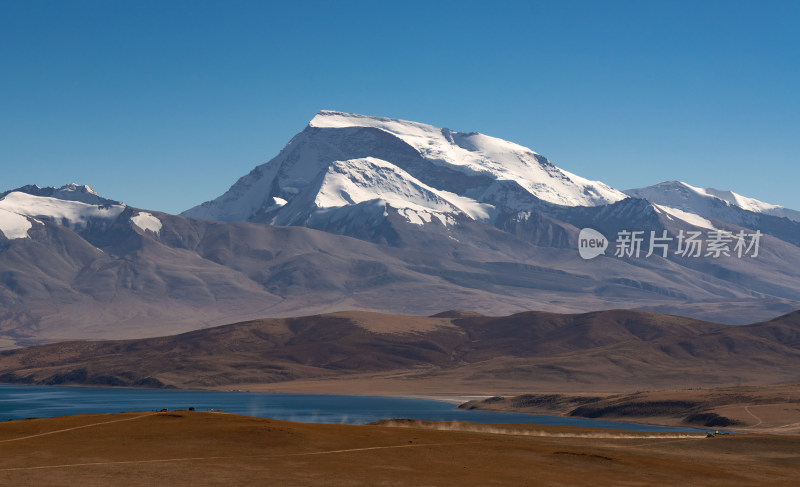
0,411 -> 797,486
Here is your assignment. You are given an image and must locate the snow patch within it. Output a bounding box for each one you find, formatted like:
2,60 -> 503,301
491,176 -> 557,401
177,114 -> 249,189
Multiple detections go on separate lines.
313,157 -> 477,226
626,181 -> 800,224
702,186 -> 784,214
0,192 -> 125,229
653,204 -> 718,231
0,208 -> 32,239
309,111 -> 627,208
130,212 -> 163,234
436,189 -> 494,221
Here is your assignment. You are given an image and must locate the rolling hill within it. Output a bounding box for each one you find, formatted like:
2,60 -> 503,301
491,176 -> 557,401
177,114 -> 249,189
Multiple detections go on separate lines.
1,309 -> 798,392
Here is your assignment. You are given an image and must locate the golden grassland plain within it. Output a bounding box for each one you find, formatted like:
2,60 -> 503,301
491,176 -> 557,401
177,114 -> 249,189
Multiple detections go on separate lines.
0,411 -> 797,486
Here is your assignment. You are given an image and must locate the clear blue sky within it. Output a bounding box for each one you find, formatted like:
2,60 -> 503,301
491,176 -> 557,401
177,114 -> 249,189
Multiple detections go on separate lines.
2,0 -> 798,214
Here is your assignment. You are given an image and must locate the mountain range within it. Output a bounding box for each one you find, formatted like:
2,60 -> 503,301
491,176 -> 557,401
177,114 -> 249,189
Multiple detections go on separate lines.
1,111 -> 798,348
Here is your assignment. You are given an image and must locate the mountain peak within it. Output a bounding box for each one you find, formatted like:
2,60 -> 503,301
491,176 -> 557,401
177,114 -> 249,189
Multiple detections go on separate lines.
0,184 -> 128,240
183,111 -> 626,223
1,183 -> 121,206
61,182 -> 99,195
626,180 -> 800,223
309,109 -> 390,127
309,110 -> 449,136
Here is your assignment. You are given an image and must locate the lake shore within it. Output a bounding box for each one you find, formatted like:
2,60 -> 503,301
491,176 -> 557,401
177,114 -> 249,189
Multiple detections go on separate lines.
3,378 -> 799,434
202,378 -> 800,434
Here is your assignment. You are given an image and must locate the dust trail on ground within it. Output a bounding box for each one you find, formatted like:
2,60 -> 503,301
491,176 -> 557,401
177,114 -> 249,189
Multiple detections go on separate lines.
0,413 -> 158,444
743,406 -> 763,426
0,441 -> 481,472
375,420 -> 704,439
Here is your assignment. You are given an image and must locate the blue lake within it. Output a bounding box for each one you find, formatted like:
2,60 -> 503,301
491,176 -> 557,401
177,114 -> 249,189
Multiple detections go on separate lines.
0,385 -> 701,433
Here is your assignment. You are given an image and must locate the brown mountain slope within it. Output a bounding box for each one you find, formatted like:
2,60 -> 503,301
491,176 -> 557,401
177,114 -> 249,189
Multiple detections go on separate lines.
0,309 -> 799,392
4,195 -> 800,351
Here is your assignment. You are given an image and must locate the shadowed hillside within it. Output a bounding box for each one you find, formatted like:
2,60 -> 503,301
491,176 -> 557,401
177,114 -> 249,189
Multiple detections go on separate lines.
1,309 -> 799,392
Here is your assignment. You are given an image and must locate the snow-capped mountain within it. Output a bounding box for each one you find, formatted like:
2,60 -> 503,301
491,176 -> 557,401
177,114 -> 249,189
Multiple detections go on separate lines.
0,183 -> 122,206
180,109 -> 800,260
0,184 -> 163,240
3,112 -> 800,347
626,181 -> 800,224
182,111 -> 626,228
4,177 -> 800,350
